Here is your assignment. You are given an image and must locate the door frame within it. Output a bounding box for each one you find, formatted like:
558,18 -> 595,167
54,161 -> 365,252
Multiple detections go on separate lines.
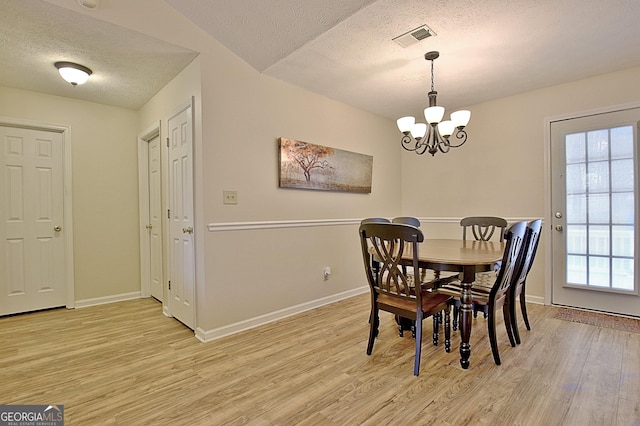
0,116 -> 75,309
137,122 -> 162,300
543,100 -> 640,306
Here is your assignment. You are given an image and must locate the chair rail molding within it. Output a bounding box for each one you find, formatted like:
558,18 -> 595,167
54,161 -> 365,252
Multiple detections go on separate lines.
207,217 -> 541,232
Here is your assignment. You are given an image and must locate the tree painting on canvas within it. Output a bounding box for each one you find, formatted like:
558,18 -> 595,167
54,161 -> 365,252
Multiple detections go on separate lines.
278,138 -> 373,193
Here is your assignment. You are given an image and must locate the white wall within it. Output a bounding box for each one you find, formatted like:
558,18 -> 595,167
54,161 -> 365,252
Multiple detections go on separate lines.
0,86 -> 140,302
79,0 -> 402,334
197,36 -> 401,334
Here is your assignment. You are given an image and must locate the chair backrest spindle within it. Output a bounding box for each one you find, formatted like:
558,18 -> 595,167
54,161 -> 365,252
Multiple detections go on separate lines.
461,216 -> 508,241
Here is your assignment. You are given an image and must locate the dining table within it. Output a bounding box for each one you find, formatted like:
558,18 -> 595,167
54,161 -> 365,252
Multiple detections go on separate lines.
406,238 -> 505,369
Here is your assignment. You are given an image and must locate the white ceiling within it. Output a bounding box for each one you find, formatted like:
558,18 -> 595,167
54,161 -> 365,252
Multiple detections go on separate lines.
164,0 -> 640,119
0,0 -> 198,110
2,0 -> 640,119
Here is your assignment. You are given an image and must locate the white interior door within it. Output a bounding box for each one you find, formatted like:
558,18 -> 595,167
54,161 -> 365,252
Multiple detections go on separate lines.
550,107 -> 639,316
0,125 -> 66,315
167,102 -> 195,329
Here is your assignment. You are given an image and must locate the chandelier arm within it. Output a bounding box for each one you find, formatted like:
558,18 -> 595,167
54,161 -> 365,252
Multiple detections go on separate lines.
447,129 -> 468,148
400,134 -> 418,152
434,129 -> 451,155
416,132 -> 431,155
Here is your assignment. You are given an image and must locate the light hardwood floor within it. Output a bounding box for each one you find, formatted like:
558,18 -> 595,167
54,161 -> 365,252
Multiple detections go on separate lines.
1,294 -> 638,425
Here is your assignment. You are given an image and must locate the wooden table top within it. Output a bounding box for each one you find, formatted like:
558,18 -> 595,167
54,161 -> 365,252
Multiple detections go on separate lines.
414,239 -> 504,267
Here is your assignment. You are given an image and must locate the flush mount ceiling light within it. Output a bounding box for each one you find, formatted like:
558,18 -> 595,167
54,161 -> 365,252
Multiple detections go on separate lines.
54,62 -> 92,86
396,51 -> 470,156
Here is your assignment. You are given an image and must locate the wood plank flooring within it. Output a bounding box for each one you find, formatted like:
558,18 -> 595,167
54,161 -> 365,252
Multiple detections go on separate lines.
0,294 -> 638,425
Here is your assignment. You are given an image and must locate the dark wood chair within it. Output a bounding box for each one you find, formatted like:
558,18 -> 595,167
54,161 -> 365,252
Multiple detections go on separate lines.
360,218 -> 391,281
361,217 -> 391,224
358,222 -> 452,376
459,216 -> 509,321
461,216 -> 508,242
390,216 -> 453,337
435,221 -> 528,365
507,219 -> 543,344
392,216 -> 421,227
392,216 -> 421,281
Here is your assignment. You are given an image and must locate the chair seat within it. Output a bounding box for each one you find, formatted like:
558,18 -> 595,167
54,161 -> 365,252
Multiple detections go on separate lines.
377,292 -> 451,318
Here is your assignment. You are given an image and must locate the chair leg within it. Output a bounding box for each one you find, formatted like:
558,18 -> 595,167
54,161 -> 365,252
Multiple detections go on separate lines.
432,313 -> 440,346
509,295 -> 521,345
367,308 -> 379,355
504,304 -> 516,348
487,308 -> 501,365
473,303 -> 488,319
413,315 -> 423,376
444,307 -> 451,353
520,292 -> 531,330
452,303 -> 459,331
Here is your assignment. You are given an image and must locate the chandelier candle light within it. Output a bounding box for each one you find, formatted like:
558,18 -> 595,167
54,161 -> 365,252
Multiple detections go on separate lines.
397,51 -> 470,156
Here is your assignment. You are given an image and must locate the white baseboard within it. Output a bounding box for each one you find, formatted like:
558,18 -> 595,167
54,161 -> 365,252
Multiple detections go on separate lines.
75,291 -> 142,309
195,286 -> 369,343
525,294 -> 545,305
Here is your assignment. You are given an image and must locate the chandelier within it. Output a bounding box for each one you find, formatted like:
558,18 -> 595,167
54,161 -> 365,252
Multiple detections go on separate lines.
397,51 -> 470,156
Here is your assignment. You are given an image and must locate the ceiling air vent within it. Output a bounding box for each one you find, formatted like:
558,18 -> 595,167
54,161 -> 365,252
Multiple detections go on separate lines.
392,25 -> 436,48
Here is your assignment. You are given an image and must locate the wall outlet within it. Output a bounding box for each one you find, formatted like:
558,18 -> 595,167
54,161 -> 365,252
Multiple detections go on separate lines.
324,266 -> 331,280
223,190 -> 238,205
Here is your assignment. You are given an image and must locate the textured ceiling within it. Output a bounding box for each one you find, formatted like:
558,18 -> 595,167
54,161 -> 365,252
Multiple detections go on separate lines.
2,0 -> 640,119
0,0 -> 198,110
165,0 -> 640,120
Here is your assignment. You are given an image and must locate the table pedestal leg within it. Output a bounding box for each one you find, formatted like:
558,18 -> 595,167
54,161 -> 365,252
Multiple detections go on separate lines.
459,276 -> 473,369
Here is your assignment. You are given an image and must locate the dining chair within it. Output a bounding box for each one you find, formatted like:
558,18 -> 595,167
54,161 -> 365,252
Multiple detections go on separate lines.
360,218 -> 391,280
391,216 -> 454,336
392,216 -> 421,279
507,219 -> 542,345
360,218 -> 392,321
359,222 -> 452,376
461,216 -> 508,242
361,217 -> 391,224
435,220 -> 528,365
459,216 -> 509,321
392,216 -> 421,227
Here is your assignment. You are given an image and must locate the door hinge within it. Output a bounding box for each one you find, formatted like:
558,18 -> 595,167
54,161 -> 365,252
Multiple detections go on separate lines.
166,137 -> 169,148
168,280 -> 171,290
167,209 -> 170,219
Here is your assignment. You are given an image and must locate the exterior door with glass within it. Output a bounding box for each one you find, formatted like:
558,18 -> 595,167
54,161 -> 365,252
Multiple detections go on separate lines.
550,107 -> 639,316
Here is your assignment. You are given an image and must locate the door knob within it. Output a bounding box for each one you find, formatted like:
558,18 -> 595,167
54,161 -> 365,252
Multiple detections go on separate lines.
54,226 -> 62,232
182,227 -> 193,234
555,225 -> 563,232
